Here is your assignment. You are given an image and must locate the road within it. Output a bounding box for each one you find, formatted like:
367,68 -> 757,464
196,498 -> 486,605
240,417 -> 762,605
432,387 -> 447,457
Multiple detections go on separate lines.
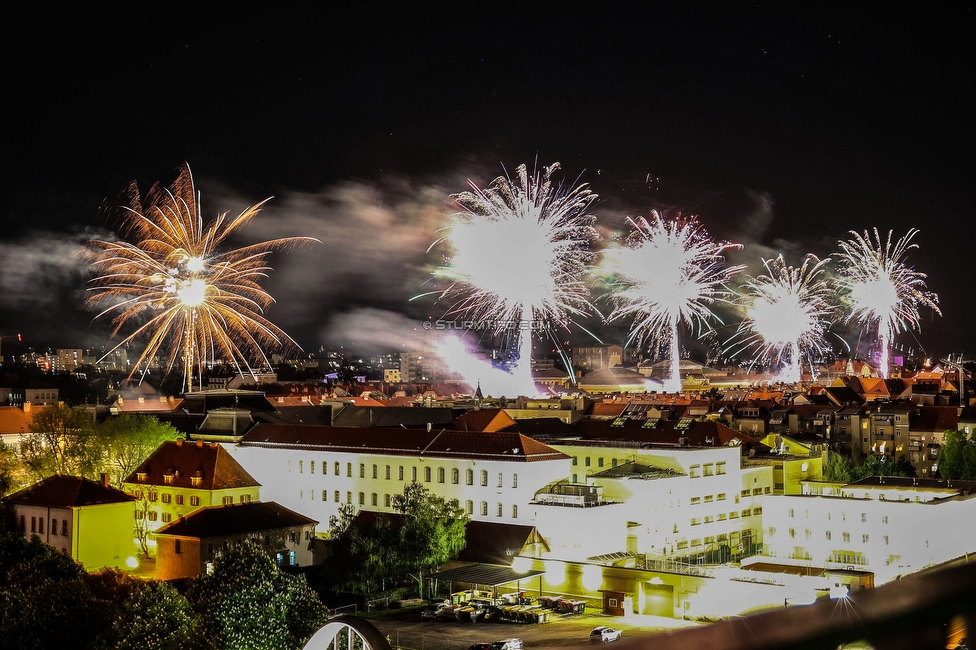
368,607 -> 702,650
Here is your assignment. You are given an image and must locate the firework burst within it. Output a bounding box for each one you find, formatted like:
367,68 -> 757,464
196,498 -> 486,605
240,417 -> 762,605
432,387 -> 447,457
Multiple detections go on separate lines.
605,211 -> 743,393
86,163 -> 318,392
836,228 -> 940,378
423,162 -> 599,391
727,254 -> 836,383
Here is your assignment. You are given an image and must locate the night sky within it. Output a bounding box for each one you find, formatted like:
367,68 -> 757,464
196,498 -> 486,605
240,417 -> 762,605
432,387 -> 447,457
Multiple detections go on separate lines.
1,7 -> 971,365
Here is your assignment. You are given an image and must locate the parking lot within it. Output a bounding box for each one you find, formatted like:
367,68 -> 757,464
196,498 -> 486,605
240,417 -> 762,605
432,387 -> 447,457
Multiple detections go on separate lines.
369,605 -> 701,650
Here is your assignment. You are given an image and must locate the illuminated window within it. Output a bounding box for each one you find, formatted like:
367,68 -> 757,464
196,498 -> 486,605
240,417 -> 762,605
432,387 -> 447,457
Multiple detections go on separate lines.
480,501 -> 488,516
322,461 -> 328,475
452,468 -> 459,484
481,470 -> 488,486
754,507 -> 762,515
691,518 -> 701,526
704,516 -> 714,524
690,465 -> 700,478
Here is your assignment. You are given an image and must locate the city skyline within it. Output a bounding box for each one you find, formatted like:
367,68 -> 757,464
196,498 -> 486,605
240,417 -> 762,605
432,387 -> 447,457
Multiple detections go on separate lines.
1,7 -> 971,365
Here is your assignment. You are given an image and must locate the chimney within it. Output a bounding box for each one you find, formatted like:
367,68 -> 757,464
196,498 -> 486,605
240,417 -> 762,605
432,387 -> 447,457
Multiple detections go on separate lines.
176,438 -> 183,446
23,401 -> 31,413
197,439 -> 204,447
100,473 -> 108,488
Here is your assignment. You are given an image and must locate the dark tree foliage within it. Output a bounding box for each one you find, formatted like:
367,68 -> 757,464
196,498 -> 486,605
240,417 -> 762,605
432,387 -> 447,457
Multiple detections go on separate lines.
186,540 -> 328,650
938,430 -> 976,480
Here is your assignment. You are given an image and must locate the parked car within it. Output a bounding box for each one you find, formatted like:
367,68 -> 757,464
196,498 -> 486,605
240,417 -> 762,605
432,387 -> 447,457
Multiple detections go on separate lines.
469,644 -> 493,650
420,608 -> 438,620
590,627 -> 622,644
491,638 -> 523,650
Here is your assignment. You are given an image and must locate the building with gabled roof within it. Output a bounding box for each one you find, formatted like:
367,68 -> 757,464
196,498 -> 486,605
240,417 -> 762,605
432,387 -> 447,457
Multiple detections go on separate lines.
3,474 -> 137,571
153,501 -> 317,580
226,423 -> 571,530
122,439 -> 262,548
455,407 -> 517,432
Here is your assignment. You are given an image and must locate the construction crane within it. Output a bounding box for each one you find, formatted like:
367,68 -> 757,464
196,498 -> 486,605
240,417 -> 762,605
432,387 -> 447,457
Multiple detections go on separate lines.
939,354 -> 972,408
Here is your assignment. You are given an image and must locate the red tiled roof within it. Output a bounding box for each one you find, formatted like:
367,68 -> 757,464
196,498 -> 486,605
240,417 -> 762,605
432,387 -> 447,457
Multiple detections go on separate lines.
909,406 -> 959,432
239,423 -> 569,463
455,408 -> 516,432
4,475 -> 133,507
124,440 -> 261,489
0,405 -> 42,435
155,501 -> 316,538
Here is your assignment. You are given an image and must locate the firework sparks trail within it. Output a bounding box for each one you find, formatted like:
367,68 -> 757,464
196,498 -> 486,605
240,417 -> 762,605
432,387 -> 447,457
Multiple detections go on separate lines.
836,228 -> 940,378
726,254 -> 836,383
605,212 -> 743,393
421,162 -> 599,394
85,163 -> 319,392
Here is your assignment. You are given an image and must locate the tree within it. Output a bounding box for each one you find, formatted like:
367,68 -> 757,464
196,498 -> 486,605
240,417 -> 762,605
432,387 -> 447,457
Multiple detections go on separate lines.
19,402 -> 99,481
392,482 -> 468,599
852,453 -> 916,480
0,439 -> 18,498
98,414 -> 182,488
186,540 -> 329,650
824,450 -> 854,482
101,579 -> 202,650
938,430 -> 976,480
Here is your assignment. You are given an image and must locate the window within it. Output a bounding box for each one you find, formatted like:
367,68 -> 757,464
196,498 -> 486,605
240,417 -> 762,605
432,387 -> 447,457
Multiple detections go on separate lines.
385,494 -> 391,507
61,521 -> 67,536
862,534 -> 869,544
385,465 -> 391,480
466,500 -> 473,515
703,463 -> 713,476
424,467 -> 432,483
148,511 -> 158,522
310,460 -> 315,474
496,502 -> 503,517
717,493 -> 726,501
611,458 -> 618,468
222,496 -> 233,506
148,492 -> 158,502
585,457 -> 591,467
754,506 -> 762,515
310,490 -> 315,500
372,464 -> 378,479
334,490 -> 340,502
572,457 -> 578,466
512,473 -> 518,488
162,513 -> 172,523
512,505 -> 518,518
691,518 -> 701,526
347,463 -> 353,477
882,516 -> 888,524
843,532 -> 851,543
176,495 -> 184,505
704,495 -> 713,503
371,493 -> 377,506
497,472 -> 503,488
716,462 -> 726,475
861,513 -> 867,523
322,461 -> 328,475
598,458 -> 604,468
466,469 -> 474,485
788,509 -> 795,518
51,519 -> 58,536
690,497 -> 701,506
322,490 -> 328,501
481,470 -> 488,486
240,494 -> 251,503
480,501 -> 488,516
360,463 -> 365,478
805,529 -> 812,540
190,496 -> 200,506
826,531 -> 832,541
411,467 -> 418,482
690,465 -> 701,478
299,460 -> 303,474
452,468 -> 459,484
883,535 -> 889,545
788,528 -> 795,538
175,539 -> 182,555
335,461 -> 340,475
438,467 -> 445,483
162,493 -> 172,504
398,466 -> 404,481
346,491 -> 352,504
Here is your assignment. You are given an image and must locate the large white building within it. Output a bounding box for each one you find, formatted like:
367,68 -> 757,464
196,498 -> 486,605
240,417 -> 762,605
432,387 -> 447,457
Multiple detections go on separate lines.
762,476 -> 976,584
225,424 -> 572,529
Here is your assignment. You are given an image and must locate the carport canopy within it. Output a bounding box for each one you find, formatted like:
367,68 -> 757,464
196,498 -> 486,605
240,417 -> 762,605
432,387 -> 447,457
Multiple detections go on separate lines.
431,563 -> 545,588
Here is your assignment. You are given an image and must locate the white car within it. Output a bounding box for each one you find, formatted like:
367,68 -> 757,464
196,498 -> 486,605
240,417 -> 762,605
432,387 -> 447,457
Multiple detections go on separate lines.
590,627 -> 622,644
491,638 -> 523,650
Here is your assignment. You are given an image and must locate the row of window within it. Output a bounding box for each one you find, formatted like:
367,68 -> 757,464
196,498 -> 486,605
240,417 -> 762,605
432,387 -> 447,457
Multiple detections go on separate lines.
787,509 -> 889,525
688,507 -> 761,527
771,527 -> 889,545
296,461 -> 519,488
21,516 -> 68,537
301,488 -> 519,518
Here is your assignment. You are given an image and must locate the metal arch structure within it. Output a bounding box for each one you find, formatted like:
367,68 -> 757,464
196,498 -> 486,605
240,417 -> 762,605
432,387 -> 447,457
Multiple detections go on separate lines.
302,615 -> 392,650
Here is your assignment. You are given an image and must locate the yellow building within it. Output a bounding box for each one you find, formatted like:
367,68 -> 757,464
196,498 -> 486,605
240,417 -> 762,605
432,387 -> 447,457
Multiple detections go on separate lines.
3,475 -> 138,571
122,439 -> 262,550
